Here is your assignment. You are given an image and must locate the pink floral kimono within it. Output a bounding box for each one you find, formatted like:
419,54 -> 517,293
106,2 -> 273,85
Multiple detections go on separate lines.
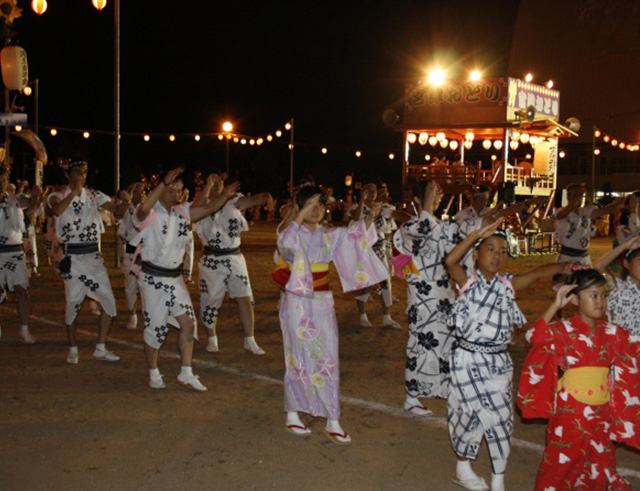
277,219 -> 388,419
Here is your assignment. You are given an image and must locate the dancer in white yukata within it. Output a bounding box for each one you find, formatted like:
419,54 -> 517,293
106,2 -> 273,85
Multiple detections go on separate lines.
194,173 -> 273,354
592,234 -> 640,337
555,183 -> 622,265
49,161 -> 125,364
132,168 -> 238,391
117,182 -> 146,330
276,183 -> 388,444
350,183 -> 402,329
445,219 -> 573,491
394,180 -> 462,416
0,168 -> 39,343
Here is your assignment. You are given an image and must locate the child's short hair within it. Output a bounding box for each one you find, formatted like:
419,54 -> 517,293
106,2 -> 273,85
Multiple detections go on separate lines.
622,248 -> 640,280
567,268 -> 606,294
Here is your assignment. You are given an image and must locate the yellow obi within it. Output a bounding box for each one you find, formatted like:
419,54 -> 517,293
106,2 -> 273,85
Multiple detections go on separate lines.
272,259 -> 330,291
558,366 -> 610,405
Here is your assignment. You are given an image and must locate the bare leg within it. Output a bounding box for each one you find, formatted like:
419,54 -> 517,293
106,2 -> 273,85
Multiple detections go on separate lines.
15,286 -> 29,325
66,321 -> 78,347
175,313 -> 194,367
144,342 -> 160,369
96,310 -> 113,344
236,296 -> 254,337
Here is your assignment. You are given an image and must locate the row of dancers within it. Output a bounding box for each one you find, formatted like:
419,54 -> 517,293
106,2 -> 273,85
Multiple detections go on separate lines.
1,162 -> 639,490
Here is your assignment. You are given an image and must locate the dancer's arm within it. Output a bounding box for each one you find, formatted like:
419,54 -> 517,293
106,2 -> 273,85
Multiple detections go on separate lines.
136,168 -> 183,221
542,284 -> 576,324
236,192 -> 274,211
50,183 -> 82,216
350,189 -> 369,221
190,182 -> 240,223
591,196 -> 625,220
594,236 -> 640,274
445,218 -> 504,287
512,261 -> 572,291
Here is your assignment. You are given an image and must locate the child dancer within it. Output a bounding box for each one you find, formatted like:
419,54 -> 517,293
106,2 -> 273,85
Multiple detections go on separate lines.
592,235 -> 640,337
517,269 -> 640,490
276,183 -> 388,444
444,219 -> 572,491
350,183 -> 402,329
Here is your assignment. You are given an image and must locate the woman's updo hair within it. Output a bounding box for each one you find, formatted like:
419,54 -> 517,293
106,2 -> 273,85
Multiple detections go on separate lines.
566,268 -> 606,295
295,177 -> 322,209
411,179 -> 432,204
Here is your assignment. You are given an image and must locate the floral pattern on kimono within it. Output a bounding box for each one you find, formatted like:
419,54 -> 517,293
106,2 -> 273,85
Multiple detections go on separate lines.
394,210 -> 464,399
277,219 -> 387,419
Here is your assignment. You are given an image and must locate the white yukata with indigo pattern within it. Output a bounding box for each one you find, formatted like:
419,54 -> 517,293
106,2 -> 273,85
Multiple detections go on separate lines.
394,210 -> 464,399
194,195 -> 252,331
447,271 -> 525,474
50,187 -> 116,325
131,201 -> 196,349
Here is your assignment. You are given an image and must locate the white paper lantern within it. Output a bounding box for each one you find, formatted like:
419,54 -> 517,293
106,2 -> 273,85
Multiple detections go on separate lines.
428,136 -> 438,146
440,138 -> 449,148
464,131 -> 474,141
418,132 -> 429,145
493,140 -> 503,150
436,132 -> 446,141
482,139 -> 492,150
464,140 -> 473,150
449,140 -> 459,150
519,133 -> 530,144
509,140 -> 519,150
407,133 -> 417,144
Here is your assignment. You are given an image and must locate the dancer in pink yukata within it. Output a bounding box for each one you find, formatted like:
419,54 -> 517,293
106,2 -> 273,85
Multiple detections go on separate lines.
276,182 -> 389,444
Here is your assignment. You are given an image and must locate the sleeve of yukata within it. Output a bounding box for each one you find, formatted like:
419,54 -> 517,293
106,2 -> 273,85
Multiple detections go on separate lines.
610,325 -> 640,449
277,222 -> 314,298
93,189 -> 112,207
331,219 -> 389,293
517,317 -> 561,420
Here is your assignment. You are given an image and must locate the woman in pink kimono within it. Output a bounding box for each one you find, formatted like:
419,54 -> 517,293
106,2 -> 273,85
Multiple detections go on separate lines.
276,183 -> 389,444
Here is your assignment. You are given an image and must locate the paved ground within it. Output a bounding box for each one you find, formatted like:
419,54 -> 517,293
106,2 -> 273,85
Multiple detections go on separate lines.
0,226 -> 638,490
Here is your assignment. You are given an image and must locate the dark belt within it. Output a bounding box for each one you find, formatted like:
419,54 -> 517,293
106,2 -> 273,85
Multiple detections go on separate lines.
0,244 -> 23,253
125,242 -> 137,254
455,338 -> 508,354
560,245 -> 589,258
141,261 -> 182,278
203,246 -> 240,257
65,242 -> 99,255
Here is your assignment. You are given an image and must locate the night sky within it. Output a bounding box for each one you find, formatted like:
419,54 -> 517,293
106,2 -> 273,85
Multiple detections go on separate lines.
11,0 -> 640,195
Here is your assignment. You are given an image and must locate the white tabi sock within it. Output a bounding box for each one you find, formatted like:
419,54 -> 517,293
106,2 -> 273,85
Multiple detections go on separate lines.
68,346 -> 78,354
180,366 -> 193,377
457,460 -> 482,481
360,313 -> 369,322
383,314 -> 392,324
490,473 -> 505,491
95,343 -> 106,352
19,324 -> 29,335
149,368 -> 161,379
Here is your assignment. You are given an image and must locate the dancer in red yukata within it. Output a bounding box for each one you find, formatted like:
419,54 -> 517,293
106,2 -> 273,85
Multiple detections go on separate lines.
518,269 -> 640,491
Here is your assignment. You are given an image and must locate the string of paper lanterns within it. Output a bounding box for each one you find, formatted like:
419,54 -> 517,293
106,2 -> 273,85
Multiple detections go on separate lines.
406,130 -> 544,152
593,128 -> 639,152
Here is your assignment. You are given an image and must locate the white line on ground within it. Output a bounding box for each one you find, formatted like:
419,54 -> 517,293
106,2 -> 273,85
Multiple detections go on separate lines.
6,309 -> 640,481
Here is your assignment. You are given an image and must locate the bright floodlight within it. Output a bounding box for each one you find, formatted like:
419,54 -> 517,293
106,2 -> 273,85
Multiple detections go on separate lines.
222,121 -> 233,133
546,80 -> 554,89
469,70 -> 482,82
427,67 -> 446,87
525,73 -> 533,83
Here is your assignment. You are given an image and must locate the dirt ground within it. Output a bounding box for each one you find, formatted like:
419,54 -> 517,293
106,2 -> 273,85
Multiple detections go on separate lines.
0,225 -> 638,491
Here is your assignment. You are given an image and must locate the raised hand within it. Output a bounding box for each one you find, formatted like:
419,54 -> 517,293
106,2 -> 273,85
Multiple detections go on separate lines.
297,194 -> 321,222
206,173 -> 221,189
554,283 -> 577,309
624,235 -> 640,251
163,167 -> 183,186
264,193 -> 275,211
222,181 -> 240,199
477,217 -> 504,239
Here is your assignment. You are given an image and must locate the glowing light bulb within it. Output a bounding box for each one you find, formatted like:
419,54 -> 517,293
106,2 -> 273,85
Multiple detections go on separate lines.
275,130 -> 282,137
355,150 -> 362,158
482,139 -> 492,150
428,136 -> 438,146
525,73 -> 533,83
194,134 -> 201,141
83,131 -> 90,139
493,140 -> 503,150
321,147 -> 328,154
469,69 -> 482,82
31,0 -> 47,15
284,122 -> 292,130
143,134 -> 150,142
407,133 -> 417,144
388,153 -> 395,160
169,134 -> 176,142
50,128 -> 57,136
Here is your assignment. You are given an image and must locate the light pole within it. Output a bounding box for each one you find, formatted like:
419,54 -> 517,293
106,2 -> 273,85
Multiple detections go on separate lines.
222,121 -> 233,175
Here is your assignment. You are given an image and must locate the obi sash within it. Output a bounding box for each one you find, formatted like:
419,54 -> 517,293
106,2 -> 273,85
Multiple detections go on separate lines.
272,259 -> 330,291
558,366 -> 610,405
560,245 -> 589,258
